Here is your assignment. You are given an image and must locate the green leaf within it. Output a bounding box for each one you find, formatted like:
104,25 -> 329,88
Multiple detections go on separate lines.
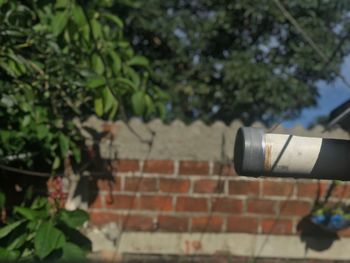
52,156 -> 61,170
59,133 -> 70,158
101,13 -> 123,28
91,18 -> 102,39
110,51 -> 121,74
108,103 -> 118,120
55,0 -> 69,8
0,0 -> 7,7
21,115 -> 31,127
72,6 -> 86,27
7,233 -> 27,250
0,220 -> 25,239
156,102 -> 166,119
86,76 -> 106,89
131,91 -> 145,115
145,94 -> 155,116
58,209 -> 89,229
94,97 -> 103,117
30,197 -> 48,210
116,77 -> 137,90
14,207 -> 48,221
124,66 -> 140,88
52,11 -> 69,36
37,124 -> 49,140
127,56 -> 149,67
91,54 -> 104,75
34,223 -> 65,260
0,247 -> 20,261
102,87 -> 117,113
62,242 -> 86,260
71,143 -> 81,163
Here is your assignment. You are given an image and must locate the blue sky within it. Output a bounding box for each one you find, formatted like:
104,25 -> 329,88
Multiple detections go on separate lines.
282,55 -> 350,128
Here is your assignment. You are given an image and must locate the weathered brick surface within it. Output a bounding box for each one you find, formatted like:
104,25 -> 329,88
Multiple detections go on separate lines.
262,181 -> 295,197
191,216 -> 224,232
193,179 -> 224,193
89,212 -> 122,225
95,177 -> 121,192
105,194 -> 137,210
211,197 -> 243,214
213,163 -> 237,176
296,181 -> 327,198
124,177 -> 158,192
143,160 -> 174,174
112,159 -> 140,172
261,218 -> 294,235
122,215 -> 155,231
279,200 -> 312,216
87,159 -> 350,238
247,199 -> 277,215
89,194 -> 104,209
179,161 -> 209,175
176,197 -> 208,212
159,178 -> 190,193
227,216 -> 258,233
157,216 -> 189,231
229,180 -> 259,196
139,195 -> 173,211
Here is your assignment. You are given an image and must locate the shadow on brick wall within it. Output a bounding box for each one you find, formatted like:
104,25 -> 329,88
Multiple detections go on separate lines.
81,126 -> 115,209
297,215 -> 339,252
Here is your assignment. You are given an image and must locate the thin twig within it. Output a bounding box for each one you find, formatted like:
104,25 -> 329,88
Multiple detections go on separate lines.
0,164 -> 60,177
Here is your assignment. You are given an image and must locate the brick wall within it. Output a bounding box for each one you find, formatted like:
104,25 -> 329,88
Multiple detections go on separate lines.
87,159 -> 350,237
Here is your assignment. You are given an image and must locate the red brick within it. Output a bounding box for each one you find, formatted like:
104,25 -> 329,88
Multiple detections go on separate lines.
102,122 -> 115,133
262,181 -> 295,197
261,218 -> 293,235
89,212 -> 122,225
122,215 -> 154,231
193,179 -> 224,193
179,161 -> 209,175
157,216 -> 189,231
176,197 -> 208,212
329,183 -> 350,199
139,195 -> 173,211
247,199 -> 277,215
112,160 -> 140,172
229,180 -> 259,196
227,216 -> 258,233
191,216 -> 223,232
89,194 -> 104,209
297,181 -> 327,198
105,194 -> 137,210
211,198 -> 243,214
95,177 -> 121,192
159,178 -> 190,193
124,177 -> 157,192
339,228 -> 350,237
279,200 -> 311,216
144,160 -> 174,174
213,163 -> 236,176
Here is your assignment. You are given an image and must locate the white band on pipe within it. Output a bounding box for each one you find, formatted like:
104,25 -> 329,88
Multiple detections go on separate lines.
264,134 -> 322,177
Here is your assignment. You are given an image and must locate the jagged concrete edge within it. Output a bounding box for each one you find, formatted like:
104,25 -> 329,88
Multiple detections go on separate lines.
78,116 -> 349,161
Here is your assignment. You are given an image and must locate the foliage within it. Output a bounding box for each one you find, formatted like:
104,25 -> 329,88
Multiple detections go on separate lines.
0,0 -> 167,171
0,195 -> 91,261
120,0 -> 350,125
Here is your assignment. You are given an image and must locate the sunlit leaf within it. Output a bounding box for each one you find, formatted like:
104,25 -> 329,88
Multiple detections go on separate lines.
131,91 -> 145,115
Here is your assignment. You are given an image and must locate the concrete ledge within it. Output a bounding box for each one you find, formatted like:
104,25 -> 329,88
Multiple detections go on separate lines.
112,232 -> 350,260
79,117 -> 349,161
